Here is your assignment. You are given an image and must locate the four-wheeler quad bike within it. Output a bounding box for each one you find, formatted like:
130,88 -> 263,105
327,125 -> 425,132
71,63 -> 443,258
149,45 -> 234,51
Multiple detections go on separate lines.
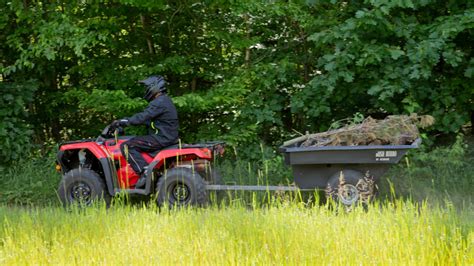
56,124 -> 225,207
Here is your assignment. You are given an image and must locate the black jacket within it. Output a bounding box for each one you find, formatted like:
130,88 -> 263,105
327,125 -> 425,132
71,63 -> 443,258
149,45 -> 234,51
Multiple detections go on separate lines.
126,94 -> 179,146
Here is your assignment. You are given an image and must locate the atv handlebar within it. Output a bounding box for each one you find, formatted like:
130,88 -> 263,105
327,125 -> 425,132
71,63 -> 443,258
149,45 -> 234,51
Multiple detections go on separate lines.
96,124 -> 125,142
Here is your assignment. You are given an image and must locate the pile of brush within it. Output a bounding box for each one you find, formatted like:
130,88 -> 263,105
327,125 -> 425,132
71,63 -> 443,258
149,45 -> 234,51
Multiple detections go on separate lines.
284,114 -> 434,147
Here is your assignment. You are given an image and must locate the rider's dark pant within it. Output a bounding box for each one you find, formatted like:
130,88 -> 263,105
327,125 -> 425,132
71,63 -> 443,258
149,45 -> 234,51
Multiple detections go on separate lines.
120,135 -> 164,175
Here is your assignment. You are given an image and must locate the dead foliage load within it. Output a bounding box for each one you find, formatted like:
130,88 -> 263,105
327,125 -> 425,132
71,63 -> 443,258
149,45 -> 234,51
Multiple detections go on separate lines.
284,114 -> 434,147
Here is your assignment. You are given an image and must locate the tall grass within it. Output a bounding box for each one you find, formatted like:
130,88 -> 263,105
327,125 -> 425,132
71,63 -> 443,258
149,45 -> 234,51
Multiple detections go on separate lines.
0,153 -> 59,206
0,137 -> 472,264
0,201 -> 472,265
379,136 -> 474,207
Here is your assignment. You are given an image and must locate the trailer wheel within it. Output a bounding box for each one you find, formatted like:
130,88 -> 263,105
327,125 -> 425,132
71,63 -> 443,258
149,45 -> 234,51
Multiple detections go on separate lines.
156,168 -> 208,207
326,170 -> 375,207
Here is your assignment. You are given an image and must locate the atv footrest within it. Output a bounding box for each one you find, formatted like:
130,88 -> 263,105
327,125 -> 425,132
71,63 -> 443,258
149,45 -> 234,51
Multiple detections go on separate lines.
114,188 -> 148,195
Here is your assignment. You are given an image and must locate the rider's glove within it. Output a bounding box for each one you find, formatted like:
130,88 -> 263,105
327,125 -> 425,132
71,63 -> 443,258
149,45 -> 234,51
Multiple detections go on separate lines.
112,119 -> 130,127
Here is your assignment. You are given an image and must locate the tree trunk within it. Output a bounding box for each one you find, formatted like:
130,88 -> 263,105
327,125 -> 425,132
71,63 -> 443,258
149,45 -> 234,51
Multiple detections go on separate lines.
50,71 -> 61,141
191,77 -> 197,91
140,14 -> 155,55
245,48 -> 251,67
471,110 -> 474,132
244,14 -> 251,67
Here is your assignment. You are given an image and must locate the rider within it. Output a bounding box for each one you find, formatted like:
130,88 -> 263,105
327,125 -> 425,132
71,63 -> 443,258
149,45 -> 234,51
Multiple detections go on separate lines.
113,75 -> 179,188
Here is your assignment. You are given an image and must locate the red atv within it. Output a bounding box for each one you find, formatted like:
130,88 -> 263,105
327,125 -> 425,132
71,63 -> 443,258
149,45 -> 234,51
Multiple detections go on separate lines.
56,124 -> 224,207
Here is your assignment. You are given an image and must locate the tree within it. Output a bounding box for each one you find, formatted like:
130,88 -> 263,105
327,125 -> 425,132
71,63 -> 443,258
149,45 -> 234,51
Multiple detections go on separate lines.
1,0 -> 472,164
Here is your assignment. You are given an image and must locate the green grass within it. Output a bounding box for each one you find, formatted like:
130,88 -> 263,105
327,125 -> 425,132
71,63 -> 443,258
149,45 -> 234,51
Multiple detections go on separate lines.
0,201 -> 472,265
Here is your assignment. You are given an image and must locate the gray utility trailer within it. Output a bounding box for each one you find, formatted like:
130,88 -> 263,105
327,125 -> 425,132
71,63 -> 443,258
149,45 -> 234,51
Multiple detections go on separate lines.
279,138 -> 421,189
207,138 -> 421,205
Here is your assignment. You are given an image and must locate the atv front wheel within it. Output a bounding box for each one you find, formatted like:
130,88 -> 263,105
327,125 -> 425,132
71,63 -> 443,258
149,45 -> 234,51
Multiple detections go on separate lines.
58,168 -> 110,207
156,167 -> 207,207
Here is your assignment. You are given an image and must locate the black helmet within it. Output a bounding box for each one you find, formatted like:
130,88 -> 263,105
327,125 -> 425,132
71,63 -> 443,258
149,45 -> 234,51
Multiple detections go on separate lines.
139,75 -> 166,102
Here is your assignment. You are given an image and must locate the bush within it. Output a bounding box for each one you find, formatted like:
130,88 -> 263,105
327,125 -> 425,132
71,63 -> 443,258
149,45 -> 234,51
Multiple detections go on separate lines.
0,81 -> 37,164
380,135 -> 474,206
0,153 -> 60,205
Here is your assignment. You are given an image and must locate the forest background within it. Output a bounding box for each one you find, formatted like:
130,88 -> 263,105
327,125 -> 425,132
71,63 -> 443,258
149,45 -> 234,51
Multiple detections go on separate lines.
1,1 -> 473,198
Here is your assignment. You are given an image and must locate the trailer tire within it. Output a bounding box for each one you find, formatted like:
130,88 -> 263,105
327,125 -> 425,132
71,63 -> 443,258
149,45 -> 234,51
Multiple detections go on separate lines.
326,170 -> 375,207
156,168 -> 208,207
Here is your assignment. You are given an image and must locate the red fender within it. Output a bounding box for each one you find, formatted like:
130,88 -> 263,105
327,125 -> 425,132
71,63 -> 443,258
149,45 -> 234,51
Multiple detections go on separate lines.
59,142 -> 109,158
152,148 -> 212,169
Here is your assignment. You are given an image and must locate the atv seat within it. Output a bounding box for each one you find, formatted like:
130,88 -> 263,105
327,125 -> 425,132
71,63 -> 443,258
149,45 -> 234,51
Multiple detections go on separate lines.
146,143 -> 206,158
146,144 -> 178,158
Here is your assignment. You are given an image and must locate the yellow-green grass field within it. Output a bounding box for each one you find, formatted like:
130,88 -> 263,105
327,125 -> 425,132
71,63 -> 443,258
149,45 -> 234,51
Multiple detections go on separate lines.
0,200 -> 473,265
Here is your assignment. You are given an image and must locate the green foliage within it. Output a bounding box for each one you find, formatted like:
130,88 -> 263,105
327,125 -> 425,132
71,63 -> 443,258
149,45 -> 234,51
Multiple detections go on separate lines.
380,135 -> 474,206
0,81 -> 36,164
0,0 -> 473,158
66,89 -> 147,115
303,1 -> 474,134
0,153 -> 59,205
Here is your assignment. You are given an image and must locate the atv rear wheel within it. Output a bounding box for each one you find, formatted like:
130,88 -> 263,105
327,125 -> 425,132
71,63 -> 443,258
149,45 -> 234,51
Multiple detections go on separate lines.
58,168 -> 110,207
156,167 -> 207,207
